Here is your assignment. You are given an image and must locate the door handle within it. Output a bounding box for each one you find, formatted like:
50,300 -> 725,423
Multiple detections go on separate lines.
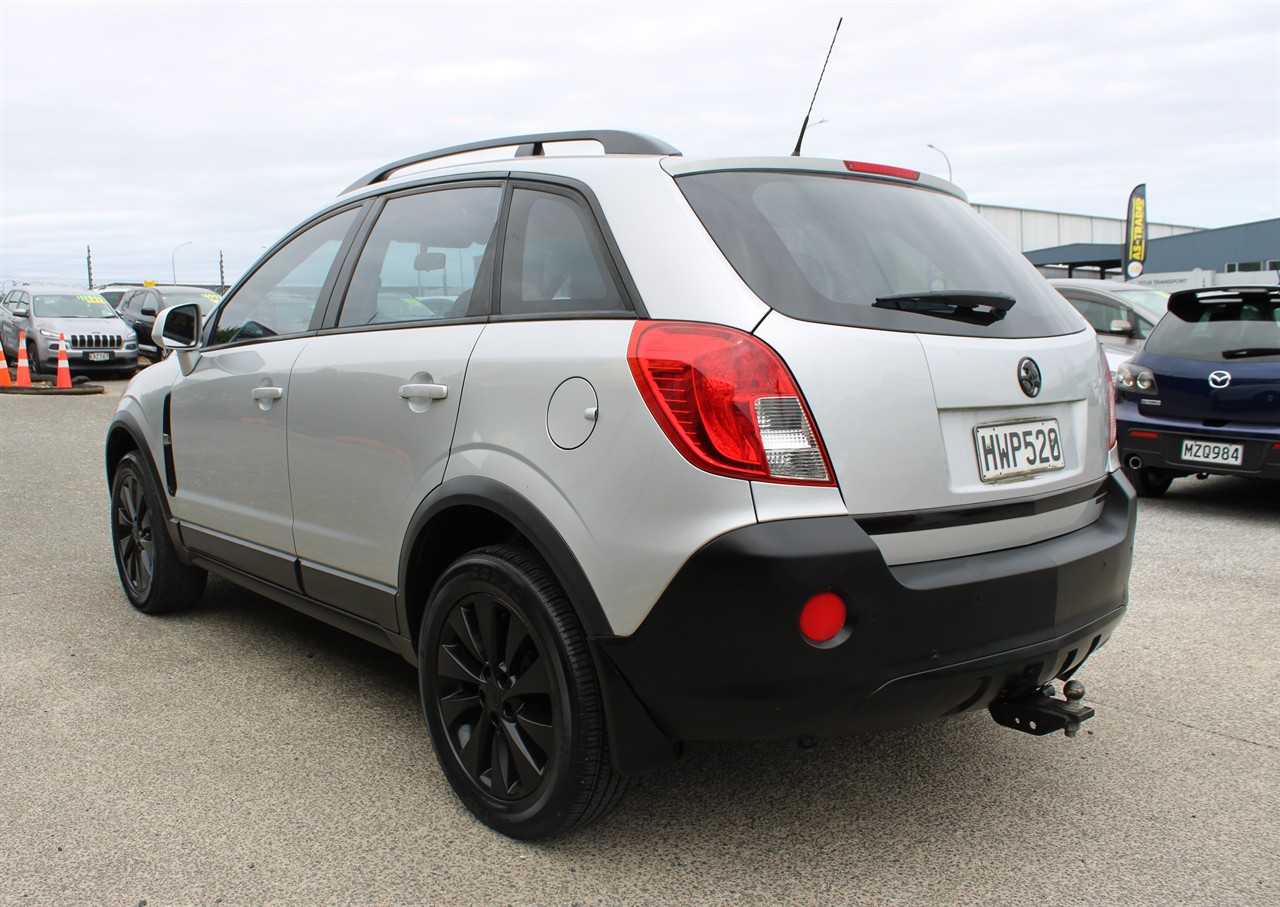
398,383 -> 448,401
251,386 -> 283,401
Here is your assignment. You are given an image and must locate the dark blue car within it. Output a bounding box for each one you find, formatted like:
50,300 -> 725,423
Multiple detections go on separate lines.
1117,285 -> 1280,496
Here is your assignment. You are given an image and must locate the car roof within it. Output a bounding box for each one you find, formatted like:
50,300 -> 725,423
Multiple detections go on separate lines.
336,131 -> 967,203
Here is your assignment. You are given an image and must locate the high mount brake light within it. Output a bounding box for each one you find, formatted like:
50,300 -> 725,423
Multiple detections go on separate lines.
844,161 -> 921,181
628,322 -> 835,485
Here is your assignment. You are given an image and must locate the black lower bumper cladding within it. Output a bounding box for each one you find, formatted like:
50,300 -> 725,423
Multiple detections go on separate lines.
594,473 -> 1135,763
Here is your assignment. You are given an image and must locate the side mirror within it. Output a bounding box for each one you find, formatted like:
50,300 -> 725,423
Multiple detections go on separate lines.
13,304 -> 29,318
1108,319 -> 1134,336
154,302 -> 202,375
155,302 -> 201,349
140,306 -> 157,316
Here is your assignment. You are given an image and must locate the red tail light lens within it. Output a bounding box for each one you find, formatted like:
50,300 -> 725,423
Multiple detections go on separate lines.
628,321 -> 834,485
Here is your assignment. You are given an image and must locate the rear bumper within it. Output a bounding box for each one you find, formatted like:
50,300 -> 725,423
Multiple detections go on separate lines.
594,473 -> 1135,746
1118,405 -> 1280,480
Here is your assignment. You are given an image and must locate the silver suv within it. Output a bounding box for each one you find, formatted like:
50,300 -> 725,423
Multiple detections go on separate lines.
2,285 -> 139,378
106,131 -> 1136,839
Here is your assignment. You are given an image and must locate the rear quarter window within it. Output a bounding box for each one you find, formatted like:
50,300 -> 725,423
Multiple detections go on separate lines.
677,170 -> 1081,339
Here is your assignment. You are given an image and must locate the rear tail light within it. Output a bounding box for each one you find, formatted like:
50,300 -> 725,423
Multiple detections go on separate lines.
628,321 -> 835,485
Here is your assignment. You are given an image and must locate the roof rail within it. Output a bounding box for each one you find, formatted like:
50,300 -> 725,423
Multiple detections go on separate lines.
341,130 -> 682,195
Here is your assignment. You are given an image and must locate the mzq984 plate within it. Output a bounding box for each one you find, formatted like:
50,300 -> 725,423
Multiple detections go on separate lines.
973,418 -> 1066,482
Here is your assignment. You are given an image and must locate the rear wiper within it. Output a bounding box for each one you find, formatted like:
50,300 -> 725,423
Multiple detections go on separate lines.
873,290 -> 1016,326
1222,347 -> 1280,359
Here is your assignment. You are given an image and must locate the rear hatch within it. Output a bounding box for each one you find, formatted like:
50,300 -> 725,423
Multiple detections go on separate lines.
675,163 -> 1113,561
1134,286 -> 1280,424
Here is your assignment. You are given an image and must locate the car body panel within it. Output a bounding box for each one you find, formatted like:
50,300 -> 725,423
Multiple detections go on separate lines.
287,325 -> 485,603
448,319 -> 759,637
168,338 -> 311,556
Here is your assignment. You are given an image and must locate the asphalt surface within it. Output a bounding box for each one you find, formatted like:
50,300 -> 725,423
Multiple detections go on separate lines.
2,380 -> 1277,907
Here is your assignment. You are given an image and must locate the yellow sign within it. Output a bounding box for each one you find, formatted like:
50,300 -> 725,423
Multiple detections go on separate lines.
1128,196 -> 1146,260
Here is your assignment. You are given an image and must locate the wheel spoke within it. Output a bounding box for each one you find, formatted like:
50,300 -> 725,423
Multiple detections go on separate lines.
437,641 -> 484,685
458,709 -> 496,785
514,708 -> 555,756
438,688 -> 481,729
502,715 -> 549,792
474,595 -> 500,671
447,605 -> 485,667
507,654 -> 553,700
504,616 -> 533,671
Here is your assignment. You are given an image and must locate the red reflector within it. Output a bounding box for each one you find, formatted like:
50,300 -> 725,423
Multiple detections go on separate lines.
844,160 -> 920,181
1130,430 -> 1159,439
799,592 -> 846,644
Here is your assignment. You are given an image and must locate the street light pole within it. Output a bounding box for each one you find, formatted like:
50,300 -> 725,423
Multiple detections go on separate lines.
926,144 -> 952,182
171,241 -> 193,285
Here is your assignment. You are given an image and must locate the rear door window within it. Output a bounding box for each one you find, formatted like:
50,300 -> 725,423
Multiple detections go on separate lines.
336,185 -> 501,327
677,170 -> 1081,339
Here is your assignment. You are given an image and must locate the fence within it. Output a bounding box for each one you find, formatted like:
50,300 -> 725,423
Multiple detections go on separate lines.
0,250 -> 250,295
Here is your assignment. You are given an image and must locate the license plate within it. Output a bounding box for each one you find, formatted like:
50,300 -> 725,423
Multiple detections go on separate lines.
1181,439 -> 1242,466
87,351 -> 110,362
974,419 -> 1066,482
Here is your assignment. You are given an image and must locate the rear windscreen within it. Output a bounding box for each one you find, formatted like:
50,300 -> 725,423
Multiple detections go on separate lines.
677,170 -> 1083,338
1146,297 -> 1280,362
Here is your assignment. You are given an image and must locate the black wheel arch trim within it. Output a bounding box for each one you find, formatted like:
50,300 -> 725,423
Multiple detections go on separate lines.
397,475 -> 612,639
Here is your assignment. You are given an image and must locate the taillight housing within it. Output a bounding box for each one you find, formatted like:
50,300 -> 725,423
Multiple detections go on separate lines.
628,321 -> 835,485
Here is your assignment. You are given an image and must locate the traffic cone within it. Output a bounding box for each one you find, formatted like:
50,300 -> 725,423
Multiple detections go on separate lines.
0,343 -> 11,387
16,331 -> 31,387
56,334 -> 72,388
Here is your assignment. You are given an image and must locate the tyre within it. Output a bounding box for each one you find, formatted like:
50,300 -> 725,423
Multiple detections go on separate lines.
419,544 -> 627,840
27,342 -> 44,378
1123,463 -> 1173,498
110,451 -> 207,614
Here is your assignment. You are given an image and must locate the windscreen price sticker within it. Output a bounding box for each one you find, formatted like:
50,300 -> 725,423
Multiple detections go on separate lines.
974,419 -> 1066,482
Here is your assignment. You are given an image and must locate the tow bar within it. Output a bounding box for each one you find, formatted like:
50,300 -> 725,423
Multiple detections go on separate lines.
989,680 -> 1094,738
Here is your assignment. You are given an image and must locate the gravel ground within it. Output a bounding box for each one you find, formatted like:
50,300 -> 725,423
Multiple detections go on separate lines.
2,382 -> 1277,906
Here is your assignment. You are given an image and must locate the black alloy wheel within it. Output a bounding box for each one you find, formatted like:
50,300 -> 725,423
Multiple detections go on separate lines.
110,451 -> 206,614
420,544 -> 626,840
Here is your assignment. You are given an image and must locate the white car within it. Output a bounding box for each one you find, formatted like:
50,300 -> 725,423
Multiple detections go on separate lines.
106,130 -> 1136,839
1050,277 -> 1169,376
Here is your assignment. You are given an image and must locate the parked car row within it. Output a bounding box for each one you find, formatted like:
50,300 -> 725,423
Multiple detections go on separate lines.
0,284 -> 221,379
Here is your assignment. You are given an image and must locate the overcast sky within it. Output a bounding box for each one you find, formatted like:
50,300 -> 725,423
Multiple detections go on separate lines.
2,0 -> 1277,288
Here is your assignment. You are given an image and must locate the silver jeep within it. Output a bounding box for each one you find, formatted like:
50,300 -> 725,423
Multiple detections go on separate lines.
106,130 -> 1135,839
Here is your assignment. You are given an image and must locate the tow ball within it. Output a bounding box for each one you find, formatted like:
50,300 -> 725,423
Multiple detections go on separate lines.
989,680 -> 1094,738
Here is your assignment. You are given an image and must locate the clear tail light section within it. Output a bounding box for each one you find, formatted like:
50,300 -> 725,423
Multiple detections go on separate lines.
627,321 -> 835,485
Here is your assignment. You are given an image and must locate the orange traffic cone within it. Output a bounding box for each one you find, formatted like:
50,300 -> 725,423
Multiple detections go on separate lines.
0,343 -> 11,387
56,334 -> 72,388
15,331 -> 31,387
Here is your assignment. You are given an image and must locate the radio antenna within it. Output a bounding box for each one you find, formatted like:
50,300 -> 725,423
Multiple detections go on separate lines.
791,18 -> 842,157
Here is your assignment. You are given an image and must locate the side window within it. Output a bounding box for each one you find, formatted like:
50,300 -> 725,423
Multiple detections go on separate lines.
211,207 -> 359,346
337,186 -> 501,328
500,188 -> 626,316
